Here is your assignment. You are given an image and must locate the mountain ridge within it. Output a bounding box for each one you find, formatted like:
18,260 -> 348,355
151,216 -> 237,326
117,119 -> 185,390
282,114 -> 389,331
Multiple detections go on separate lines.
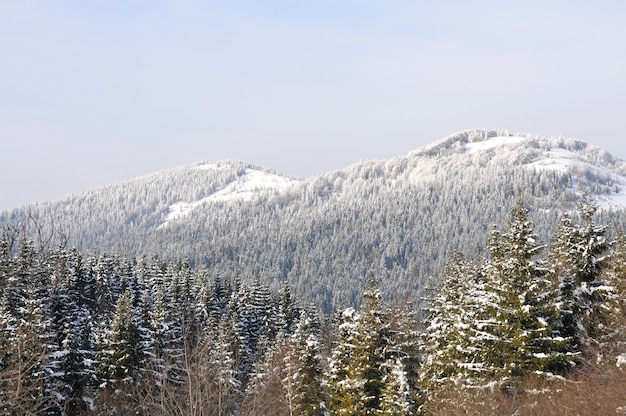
2,129 -> 625,310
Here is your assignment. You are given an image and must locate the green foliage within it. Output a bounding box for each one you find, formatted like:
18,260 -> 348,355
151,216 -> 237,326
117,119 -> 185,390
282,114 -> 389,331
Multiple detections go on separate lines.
328,279 -> 414,416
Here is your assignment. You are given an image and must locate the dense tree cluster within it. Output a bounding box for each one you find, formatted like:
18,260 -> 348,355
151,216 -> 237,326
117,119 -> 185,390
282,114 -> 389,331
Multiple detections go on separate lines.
0,231 -> 422,414
1,199 -> 625,414
419,199 -> 626,402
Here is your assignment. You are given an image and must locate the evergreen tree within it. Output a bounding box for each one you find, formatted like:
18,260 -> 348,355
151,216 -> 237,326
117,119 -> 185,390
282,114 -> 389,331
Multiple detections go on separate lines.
96,289 -> 144,387
209,315 -> 242,415
327,278 -> 394,416
286,311 -> 325,416
58,306 -> 94,415
379,358 -> 411,416
422,202 -> 573,396
327,307 -> 366,416
278,277 -> 299,336
481,201 -> 562,381
1,242 -> 57,414
549,198 -> 610,346
388,299 -> 421,412
420,252 -> 492,388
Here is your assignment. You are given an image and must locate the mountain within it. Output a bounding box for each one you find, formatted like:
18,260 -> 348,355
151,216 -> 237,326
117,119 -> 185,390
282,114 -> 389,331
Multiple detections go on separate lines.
2,129 -> 626,311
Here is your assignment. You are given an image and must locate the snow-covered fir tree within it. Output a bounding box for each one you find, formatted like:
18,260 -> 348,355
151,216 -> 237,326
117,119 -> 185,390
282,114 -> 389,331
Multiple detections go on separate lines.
420,252 -> 493,389
285,311 -> 325,416
96,289 -> 145,387
327,279 -> 412,416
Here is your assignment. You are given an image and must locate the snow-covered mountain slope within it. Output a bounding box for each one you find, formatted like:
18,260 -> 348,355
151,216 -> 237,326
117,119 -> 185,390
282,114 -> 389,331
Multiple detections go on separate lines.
401,130 -> 626,210
158,164 -> 299,228
2,129 -> 625,310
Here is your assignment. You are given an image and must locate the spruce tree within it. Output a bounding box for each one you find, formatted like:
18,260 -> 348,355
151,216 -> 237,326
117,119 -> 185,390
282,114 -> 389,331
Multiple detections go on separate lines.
209,315 -> 242,415
327,307 -> 367,416
421,251 -> 497,391
379,358 -> 411,416
481,201 -> 561,382
287,311 -> 325,416
96,289 -> 144,386
327,278 -> 393,416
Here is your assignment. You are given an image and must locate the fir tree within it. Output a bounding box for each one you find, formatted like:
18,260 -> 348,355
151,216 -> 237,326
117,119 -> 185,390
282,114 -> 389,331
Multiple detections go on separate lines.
481,201 -> 562,382
327,278 -> 393,416
420,252 -> 492,388
379,358 -> 411,416
286,311 -> 325,416
209,315 -> 242,415
96,289 -> 144,386
327,307 -> 366,416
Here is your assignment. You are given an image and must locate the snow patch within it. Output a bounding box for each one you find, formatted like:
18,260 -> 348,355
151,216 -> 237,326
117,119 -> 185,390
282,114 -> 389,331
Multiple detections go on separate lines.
529,148 -> 578,173
596,187 -> 626,211
158,169 -> 299,228
208,169 -> 297,202
617,353 -> 626,368
464,136 -> 527,154
528,147 -> 626,210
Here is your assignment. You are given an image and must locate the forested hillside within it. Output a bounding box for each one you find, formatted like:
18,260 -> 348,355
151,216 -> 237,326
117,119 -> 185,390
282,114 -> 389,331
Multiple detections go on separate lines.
1,200 -> 625,415
2,130 -> 626,311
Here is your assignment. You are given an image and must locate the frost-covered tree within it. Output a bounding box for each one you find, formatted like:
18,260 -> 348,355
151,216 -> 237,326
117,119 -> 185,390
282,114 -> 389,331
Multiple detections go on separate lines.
549,198 -> 611,345
278,277 -> 298,336
56,306 -> 94,415
327,279 -> 402,416
481,201 -> 561,381
209,315 -> 242,415
0,241 -> 57,414
420,252 -> 492,389
380,358 -> 411,416
422,202 -> 575,394
96,289 -> 145,386
285,311 -> 325,416
327,307 -> 366,416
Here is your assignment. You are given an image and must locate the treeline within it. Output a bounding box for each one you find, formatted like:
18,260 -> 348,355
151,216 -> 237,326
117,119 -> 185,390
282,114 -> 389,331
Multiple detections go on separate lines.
1,199 -> 625,415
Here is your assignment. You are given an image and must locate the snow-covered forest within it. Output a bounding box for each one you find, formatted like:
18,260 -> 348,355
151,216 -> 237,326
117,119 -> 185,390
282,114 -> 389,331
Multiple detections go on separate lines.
1,198 -> 625,415
2,130 -> 626,414
3,130 -> 626,312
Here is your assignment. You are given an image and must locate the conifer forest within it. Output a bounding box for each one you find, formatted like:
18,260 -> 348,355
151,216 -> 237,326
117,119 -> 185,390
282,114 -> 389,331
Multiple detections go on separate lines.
2,132 -> 626,414
1,198 -> 625,415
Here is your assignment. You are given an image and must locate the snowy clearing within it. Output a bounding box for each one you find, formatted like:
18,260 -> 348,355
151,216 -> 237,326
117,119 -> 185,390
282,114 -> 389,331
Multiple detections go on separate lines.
528,147 -> 626,210
528,148 -> 578,173
158,169 -> 299,228
464,136 -> 528,154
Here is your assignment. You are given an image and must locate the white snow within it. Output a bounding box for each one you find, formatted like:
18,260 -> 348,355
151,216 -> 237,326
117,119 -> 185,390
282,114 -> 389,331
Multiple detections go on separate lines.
158,168 -> 299,229
195,163 -> 222,171
195,162 -> 231,171
596,187 -> 626,211
528,148 -> 578,173
208,169 -> 297,202
464,136 -> 527,154
528,147 -> 626,210
617,353 -> 626,368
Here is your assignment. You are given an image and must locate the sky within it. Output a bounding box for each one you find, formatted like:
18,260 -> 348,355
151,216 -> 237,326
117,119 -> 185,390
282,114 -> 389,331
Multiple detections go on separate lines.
1,1 -> 626,210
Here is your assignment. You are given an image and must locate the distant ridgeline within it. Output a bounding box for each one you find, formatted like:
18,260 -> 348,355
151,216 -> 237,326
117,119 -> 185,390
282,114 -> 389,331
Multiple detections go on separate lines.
1,129 -> 626,310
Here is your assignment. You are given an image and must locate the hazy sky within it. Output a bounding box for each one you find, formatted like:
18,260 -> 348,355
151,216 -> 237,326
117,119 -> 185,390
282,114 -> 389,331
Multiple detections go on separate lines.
1,1 -> 626,210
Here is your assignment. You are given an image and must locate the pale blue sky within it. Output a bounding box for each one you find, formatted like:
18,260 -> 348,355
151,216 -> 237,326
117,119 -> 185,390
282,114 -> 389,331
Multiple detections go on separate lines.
1,1 -> 625,210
